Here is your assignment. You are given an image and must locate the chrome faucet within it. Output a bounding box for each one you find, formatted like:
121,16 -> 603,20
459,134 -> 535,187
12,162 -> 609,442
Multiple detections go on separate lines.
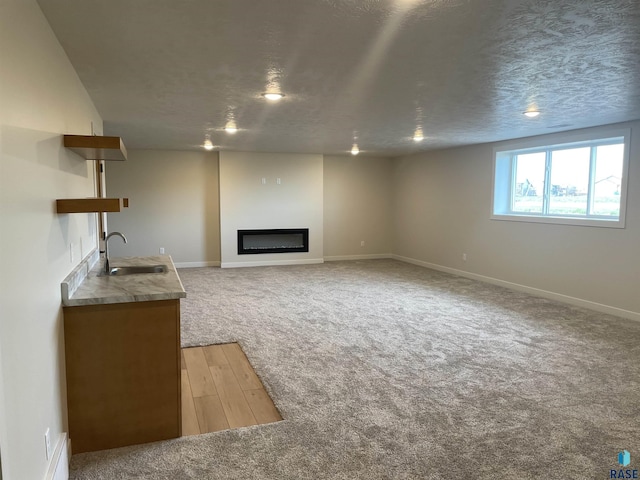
104,232 -> 127,274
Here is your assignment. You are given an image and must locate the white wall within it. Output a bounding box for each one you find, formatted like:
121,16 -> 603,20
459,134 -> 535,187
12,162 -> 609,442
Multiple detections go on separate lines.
105,150 -> 220,267
105,152 -> 396,265
323,155 -> 393,259
219,151 -> 324,267
392,121 -> 640,319
0,1 -> 102,478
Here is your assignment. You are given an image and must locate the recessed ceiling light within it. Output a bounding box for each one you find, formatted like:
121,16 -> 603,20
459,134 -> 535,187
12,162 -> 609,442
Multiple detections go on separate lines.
351,144 -> 360,155
203,139 -> 214,151
224,121 -> 238,134
524,110 -> 540,118
262,92 -> 285,101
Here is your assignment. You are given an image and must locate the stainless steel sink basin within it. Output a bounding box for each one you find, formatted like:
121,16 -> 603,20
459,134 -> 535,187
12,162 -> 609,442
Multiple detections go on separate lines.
101,265 -> 168,276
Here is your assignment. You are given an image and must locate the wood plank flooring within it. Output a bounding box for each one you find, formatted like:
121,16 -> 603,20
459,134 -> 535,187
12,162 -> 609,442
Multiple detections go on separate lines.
181,343 -> 282,436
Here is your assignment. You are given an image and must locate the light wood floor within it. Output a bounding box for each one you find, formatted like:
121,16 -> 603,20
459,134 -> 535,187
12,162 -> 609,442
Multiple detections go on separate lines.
181,343 -> 282,436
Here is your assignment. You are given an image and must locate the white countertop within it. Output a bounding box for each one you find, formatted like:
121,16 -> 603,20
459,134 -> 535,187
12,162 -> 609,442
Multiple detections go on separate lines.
61,254 -> 186,306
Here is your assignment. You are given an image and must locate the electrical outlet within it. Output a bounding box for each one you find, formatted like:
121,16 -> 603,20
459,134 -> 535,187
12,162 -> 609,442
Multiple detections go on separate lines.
159,247 -> 165,255
44,428 -> 52,461
360,241 -> 365,247
462,253 -> 467,261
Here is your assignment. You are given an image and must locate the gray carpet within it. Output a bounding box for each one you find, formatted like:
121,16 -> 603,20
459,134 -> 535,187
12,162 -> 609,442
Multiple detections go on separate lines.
69,259 -> 640,479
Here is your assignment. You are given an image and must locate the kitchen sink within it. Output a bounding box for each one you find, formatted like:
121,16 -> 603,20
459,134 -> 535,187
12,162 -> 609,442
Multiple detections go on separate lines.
101,265 -> 168,276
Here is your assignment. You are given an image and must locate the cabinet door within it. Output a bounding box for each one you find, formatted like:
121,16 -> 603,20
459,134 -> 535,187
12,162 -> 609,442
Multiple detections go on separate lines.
64,299 -> 181,453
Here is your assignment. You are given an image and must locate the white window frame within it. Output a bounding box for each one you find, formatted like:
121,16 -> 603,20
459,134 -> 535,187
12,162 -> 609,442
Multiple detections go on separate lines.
491,128 -> 630,228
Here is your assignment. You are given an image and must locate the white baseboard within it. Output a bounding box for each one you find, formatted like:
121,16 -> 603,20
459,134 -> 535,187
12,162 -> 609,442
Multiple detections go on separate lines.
391,254 -> 640,322
44,433 -> 69,480
221,258 -> 324,268
174,261 -> 221,268
324,254 -> 392,261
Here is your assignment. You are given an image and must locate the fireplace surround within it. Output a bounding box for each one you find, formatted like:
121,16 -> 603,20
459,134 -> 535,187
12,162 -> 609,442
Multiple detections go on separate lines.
237,229 -> 309,255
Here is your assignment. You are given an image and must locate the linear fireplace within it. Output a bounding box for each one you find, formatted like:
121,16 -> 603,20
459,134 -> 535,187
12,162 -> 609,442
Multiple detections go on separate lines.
237,229 -> 309,255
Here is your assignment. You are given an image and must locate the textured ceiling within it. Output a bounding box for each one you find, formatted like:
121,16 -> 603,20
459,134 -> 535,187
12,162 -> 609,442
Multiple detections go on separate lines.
36,0 -> 640,156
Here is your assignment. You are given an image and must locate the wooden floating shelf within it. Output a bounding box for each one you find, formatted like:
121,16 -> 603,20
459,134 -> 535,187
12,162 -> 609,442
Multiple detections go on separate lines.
56,198 -> 128,214
64,135 -> 128,161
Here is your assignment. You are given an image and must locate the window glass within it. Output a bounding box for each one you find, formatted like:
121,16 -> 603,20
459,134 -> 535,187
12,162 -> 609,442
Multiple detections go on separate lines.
593,144 -> 624,217
513,152 -> 545,213
548,147 -> 590,216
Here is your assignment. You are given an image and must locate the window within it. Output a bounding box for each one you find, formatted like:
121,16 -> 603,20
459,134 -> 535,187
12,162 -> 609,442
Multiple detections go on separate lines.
492,129 -> 630,228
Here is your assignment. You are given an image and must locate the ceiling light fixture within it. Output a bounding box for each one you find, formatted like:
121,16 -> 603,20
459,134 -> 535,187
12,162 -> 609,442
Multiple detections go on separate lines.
224,121 -> 238,134
203,133 -> 215,151
413,128 -> 424,142
262,92 -> 285,101
524,110 -> 540,118
351,143 -> 360,156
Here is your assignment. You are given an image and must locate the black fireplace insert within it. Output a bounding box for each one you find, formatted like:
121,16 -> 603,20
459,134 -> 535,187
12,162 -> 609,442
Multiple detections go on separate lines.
237,228 -> 309,255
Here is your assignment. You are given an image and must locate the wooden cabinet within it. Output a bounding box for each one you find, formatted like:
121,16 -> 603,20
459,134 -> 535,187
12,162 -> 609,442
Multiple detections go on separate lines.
64,299 -> 181,453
